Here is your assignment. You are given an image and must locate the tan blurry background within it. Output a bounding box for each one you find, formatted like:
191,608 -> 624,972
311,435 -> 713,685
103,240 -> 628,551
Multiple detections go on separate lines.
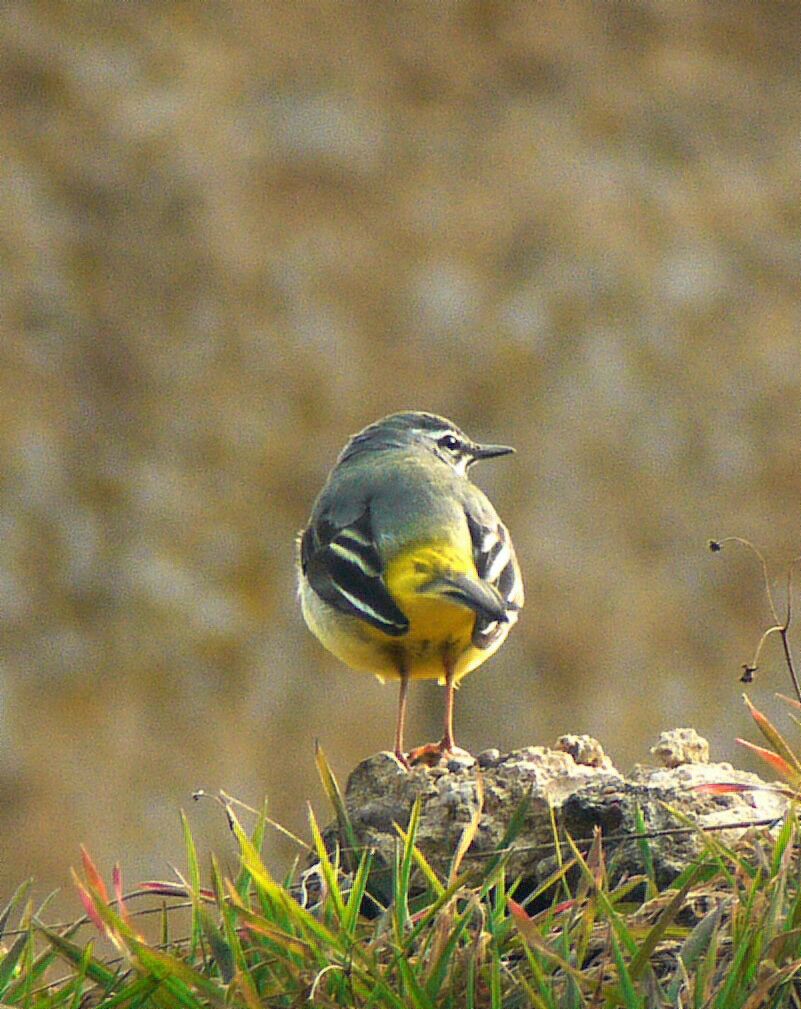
2,1 -> 801,909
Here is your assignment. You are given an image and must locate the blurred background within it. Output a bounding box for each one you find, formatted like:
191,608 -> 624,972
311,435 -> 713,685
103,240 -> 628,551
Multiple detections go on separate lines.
2,1 -> 800,911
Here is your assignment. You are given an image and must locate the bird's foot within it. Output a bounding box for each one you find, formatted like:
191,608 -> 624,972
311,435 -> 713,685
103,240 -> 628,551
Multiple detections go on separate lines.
406,740 -> 472,768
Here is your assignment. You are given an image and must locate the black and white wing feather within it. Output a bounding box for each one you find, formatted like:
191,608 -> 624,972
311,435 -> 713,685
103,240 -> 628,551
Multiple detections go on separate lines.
300,509 -> 409,637
466,510 -> 523,649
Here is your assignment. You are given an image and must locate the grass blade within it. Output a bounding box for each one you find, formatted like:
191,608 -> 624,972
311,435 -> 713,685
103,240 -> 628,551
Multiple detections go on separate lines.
315,741 -> 359,868
0,933 -> 29,995
180,810 -> 202,956
0,881 -> 32,942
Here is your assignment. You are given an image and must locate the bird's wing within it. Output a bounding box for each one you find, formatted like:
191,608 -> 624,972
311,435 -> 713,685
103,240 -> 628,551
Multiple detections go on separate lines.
300,508 -> 409,637
465,507 -> 524,649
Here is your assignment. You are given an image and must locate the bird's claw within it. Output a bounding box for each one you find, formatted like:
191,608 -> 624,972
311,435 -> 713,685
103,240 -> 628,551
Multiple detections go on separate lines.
404,741 -> 471,768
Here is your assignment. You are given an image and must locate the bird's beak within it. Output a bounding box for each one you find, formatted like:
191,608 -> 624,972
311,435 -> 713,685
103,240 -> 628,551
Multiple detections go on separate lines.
470,442 -> 515,462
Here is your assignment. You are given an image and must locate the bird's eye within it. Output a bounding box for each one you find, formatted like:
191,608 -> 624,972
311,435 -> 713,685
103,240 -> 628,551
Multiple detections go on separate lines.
438,434 -> 460,451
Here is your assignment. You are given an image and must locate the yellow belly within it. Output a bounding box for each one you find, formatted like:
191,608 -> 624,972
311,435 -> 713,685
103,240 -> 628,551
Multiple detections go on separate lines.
385,541 -> 475,645
301,540 -> 503,683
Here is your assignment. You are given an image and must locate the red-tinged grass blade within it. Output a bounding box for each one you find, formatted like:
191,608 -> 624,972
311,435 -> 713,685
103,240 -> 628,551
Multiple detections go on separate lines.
139,880 -> 188,896
72,876 -> 107,938
72,866 -> 147,954
743,694 -> 801,775
776,692 -> 801,712
111,865 -> 133,931
80,847 -> 109,904
694,779 -> 794,799
507,898 -> 537,939
786,712 -> 801,740
138,881 -> 215,900
694,782 -> 754,794
736,738 -> 801,785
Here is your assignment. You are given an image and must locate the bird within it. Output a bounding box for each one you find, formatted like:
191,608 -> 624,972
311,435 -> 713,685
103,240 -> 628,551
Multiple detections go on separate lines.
297,411 -> 523,767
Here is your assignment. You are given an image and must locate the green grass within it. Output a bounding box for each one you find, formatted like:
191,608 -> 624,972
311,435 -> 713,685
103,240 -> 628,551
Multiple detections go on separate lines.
4,760 -> 801,1009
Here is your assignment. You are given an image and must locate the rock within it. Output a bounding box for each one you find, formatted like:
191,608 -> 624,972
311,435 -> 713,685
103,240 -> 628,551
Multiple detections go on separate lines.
555,733 -> 612,769
477,747 -> 501,768
314,730 -> 786,908
650,727 -> 710,767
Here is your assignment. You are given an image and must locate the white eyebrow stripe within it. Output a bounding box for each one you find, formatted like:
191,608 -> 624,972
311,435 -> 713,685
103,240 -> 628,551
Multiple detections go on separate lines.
329,540 -> 380,577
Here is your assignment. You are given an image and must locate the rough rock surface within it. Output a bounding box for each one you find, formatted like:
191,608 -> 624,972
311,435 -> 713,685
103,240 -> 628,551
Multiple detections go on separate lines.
318,730 -> 786,905
650,727 -> 710,768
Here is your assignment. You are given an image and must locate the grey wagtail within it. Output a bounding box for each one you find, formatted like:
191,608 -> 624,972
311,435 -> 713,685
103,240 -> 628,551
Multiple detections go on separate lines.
297,411 -> 523,767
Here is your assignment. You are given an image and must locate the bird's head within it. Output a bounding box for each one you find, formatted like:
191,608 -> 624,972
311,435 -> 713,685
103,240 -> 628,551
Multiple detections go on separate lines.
340,411 -> 514,476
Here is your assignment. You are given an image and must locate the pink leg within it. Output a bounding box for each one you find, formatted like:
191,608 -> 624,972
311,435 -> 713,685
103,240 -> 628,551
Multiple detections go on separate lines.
394,665 -> 411,768
440,658 -> 456,753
